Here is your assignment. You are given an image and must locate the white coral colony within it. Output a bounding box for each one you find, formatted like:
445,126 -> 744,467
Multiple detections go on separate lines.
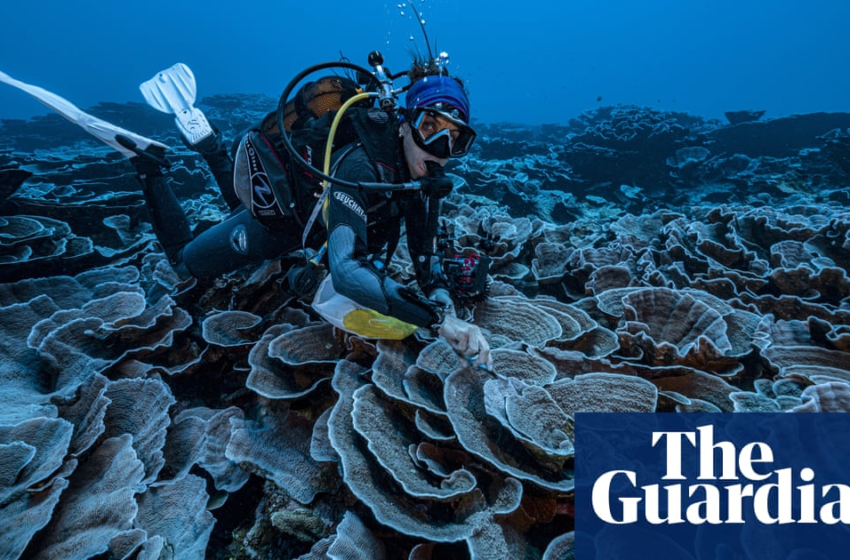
3,100 -> 850,558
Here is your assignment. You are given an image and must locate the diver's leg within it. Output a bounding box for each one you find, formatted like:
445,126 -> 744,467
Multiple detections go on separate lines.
141,173 -> 194,269
178,209 -> 302,279
123,134 -> 301,280
121,141 -> 194,273
189,127 -> 240,211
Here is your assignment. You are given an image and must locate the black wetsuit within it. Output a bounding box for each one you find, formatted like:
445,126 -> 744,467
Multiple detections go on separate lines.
141,124 -> 443,328
326,145 -> 442,328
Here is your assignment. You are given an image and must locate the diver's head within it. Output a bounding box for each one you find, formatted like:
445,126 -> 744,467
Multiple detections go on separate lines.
404,74 -> 476,160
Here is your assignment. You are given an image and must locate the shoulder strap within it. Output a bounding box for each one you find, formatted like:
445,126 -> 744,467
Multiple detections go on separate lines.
301,143 -> 360,249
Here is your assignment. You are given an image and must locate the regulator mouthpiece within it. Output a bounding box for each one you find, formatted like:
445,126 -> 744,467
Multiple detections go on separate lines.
425,160 -> 444,177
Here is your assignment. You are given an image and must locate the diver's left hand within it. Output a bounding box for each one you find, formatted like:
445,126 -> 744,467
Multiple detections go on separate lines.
438,315 -> 492,370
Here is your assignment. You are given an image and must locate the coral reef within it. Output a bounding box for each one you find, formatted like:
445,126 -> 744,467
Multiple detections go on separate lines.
1,98 -> 850,558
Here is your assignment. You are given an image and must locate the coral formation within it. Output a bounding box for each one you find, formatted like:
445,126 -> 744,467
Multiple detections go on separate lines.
1,97 -> 850,557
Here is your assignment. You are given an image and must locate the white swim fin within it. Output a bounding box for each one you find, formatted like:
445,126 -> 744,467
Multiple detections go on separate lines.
140,63 -> 213,146
0,68 -> 167,159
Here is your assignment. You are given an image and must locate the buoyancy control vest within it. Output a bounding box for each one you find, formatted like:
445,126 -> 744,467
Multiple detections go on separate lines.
232,77 -> 401,238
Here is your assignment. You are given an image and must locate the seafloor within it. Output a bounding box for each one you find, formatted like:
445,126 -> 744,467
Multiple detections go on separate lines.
1,96 -> 849,559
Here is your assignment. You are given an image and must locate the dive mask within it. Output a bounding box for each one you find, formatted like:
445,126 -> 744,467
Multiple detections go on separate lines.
410,107 -> 477,159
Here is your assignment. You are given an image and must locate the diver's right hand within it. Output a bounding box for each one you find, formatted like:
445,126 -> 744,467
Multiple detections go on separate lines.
437,315 -> 492,370
116,134 -> 171,178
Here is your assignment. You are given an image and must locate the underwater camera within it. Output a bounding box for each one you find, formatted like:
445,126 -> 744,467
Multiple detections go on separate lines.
435,227 -> 491,308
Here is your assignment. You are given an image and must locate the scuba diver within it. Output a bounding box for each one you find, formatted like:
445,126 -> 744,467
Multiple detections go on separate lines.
121,55 -> 493,370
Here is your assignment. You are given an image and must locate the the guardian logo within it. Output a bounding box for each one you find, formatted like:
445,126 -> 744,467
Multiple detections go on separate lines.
575,413 -> 850,558
591,424 -> 850,525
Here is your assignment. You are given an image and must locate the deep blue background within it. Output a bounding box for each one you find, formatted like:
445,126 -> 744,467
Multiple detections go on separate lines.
574,413 -> 850,559
2,0 -> 850,125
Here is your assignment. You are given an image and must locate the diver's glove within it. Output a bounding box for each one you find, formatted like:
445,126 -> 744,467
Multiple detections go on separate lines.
401,285 -> 492,370
116,134 -> 171,178
283,263 -> 320,298
436,315 -> 493,371
420,161 -> 454,199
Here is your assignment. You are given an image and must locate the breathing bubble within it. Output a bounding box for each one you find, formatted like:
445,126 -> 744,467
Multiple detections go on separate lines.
409,35 -> 415,41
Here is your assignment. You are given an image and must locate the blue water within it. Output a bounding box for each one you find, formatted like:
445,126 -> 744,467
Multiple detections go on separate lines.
1,0 -> 849,125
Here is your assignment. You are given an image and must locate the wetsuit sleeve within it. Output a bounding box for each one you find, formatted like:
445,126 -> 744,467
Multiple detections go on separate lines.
326,148 -> 439,328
